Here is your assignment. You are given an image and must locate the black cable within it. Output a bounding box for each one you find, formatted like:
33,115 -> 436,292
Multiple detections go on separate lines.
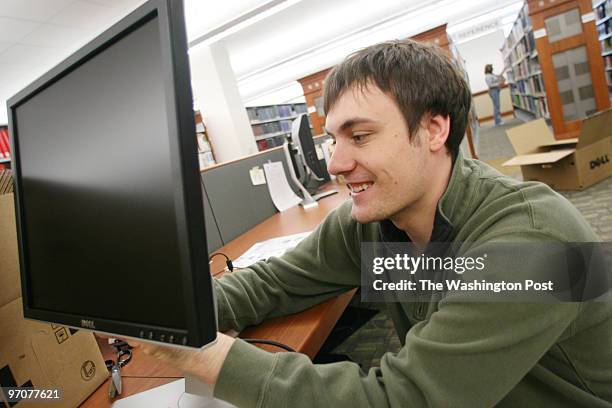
200,176 -> 224,246
243,338 -> 295,352
209,252 -> 234,272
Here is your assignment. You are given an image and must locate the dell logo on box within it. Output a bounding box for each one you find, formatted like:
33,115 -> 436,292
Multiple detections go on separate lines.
590,155 -> 610,169
81,319 -> 96,329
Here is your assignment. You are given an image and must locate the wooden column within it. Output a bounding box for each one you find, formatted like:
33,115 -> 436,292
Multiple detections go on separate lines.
297,69 -> 331,136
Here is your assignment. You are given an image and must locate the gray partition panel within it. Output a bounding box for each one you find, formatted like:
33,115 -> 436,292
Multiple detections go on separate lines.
202,148 -> 297,244
199,175 -> 224,253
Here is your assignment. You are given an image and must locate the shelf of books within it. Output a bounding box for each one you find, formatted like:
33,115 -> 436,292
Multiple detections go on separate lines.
594,0 -> 612,100
502,3 -> 550,120
246,103 -> 308,151
0,126 -> 11,170
194,111 -> 216,169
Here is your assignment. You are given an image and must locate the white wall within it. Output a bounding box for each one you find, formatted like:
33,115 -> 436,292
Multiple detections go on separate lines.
454,29 -> 507,93
244,82 -> 306,107
473,88 -> 514,120
190,42 -> 258,162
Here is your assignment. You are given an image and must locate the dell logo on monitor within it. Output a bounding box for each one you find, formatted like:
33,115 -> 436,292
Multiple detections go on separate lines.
81,319 -> 96,329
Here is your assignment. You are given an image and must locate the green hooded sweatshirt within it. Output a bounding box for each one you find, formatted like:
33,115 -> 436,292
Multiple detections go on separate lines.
212,152 -> 612,407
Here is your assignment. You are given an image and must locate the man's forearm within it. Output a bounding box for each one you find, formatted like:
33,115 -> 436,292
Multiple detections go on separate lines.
132,332 -> 235,386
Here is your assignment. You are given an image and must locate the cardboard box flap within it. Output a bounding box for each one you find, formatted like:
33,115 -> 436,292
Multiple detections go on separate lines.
0,298 -> 108,408
502,148 -> 575,167
505,119 -> 556,154
537,138 -> 579,148
577,109 -> 612,149
0,193 -> 21,307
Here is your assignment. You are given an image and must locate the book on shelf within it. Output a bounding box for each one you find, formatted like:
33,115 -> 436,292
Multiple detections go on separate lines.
0,128 -> 10,159
196,133 -> 212,153
247,103 -> 308,151
503,3 -> 550,121
594,0 -> 612,99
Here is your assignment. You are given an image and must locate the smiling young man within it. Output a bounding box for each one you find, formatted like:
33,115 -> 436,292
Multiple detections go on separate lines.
324,81 -> 453,249
135,40 -> 612,407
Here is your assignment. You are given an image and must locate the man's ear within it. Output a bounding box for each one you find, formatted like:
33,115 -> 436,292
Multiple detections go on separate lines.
422,114 -> 450,153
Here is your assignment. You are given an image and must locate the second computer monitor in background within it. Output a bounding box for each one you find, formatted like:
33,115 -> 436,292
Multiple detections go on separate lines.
292,113 -> 329,182
283,114 -> 337,208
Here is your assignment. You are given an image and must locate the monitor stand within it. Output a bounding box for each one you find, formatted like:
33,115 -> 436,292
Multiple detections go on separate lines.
112,376 -> 235,408
283,141 -> 337,209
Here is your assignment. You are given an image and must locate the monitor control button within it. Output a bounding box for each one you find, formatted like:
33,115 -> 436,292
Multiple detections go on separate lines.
182,336 -> 188,345
147,331 -> 154,340
160,334 -> 166,342
168,335 -> 175,344
139,330 -> 145,338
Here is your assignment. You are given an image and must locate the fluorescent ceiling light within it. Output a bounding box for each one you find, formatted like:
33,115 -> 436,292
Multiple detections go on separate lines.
447,0 -> 522,34
236,0 -> 457,83
189,0 -> 303,50
231,0 -> 523,101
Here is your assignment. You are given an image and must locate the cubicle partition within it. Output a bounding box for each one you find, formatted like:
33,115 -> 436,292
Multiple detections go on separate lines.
201,135 -> 332,254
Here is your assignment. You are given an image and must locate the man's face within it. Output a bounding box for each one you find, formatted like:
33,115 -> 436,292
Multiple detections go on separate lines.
325,84 -> 429,224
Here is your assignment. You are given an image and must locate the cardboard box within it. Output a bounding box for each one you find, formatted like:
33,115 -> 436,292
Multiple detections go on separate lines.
503,110 -> 612,190
0,193 -> 108,408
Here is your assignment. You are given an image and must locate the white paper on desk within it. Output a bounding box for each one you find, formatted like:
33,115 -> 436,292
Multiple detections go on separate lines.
263,161 -> 301,212
233,231 -> 311,268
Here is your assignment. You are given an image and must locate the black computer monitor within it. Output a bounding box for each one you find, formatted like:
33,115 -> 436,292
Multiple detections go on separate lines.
283,114 -> 337,207
292,113 -> 329,182
7,0 -> 217,349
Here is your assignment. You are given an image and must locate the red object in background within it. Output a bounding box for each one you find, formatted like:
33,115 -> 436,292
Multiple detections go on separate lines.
256,139 -> 269,151
0,127 -> 9,159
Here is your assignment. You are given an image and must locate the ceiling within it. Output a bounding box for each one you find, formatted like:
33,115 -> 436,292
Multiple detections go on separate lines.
0,0 -> 521,124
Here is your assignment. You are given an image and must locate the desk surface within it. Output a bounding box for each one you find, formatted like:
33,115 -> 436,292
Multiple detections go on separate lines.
82,183 -> 352,407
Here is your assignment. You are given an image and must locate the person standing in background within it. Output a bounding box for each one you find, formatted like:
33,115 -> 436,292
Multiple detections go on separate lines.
485,64 -> 505,126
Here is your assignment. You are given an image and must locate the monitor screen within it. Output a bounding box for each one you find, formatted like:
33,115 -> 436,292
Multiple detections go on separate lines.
7,0 -> 217,348
293,114 -> 329,181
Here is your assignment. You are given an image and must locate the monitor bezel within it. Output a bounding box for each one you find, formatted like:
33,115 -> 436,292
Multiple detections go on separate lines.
6,0 -> 217,348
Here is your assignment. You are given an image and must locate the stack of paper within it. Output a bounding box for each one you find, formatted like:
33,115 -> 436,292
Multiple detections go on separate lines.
233,231 -> 311,268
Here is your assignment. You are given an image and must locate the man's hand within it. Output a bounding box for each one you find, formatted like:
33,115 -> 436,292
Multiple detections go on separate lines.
128,332 -> 235,386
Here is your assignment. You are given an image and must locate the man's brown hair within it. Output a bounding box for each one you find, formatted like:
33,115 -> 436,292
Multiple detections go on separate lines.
324,40 -> 472,157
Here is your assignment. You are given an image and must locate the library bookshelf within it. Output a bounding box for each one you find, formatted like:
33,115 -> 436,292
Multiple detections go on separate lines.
194,110 -> 216,169
502,4 -> 549,121
246,103 -> 308,151
593,0 -> 612,100
0,126 -> 10,170
504,0 -> 610,138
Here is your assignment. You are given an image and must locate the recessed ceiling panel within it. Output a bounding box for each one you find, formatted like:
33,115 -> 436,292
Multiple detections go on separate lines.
0,17 -> 40,43
0,0 -> 73,23
20,24 -> 90,48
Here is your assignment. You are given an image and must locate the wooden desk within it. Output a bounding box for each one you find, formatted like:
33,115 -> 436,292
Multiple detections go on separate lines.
82,183 -> 352,407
